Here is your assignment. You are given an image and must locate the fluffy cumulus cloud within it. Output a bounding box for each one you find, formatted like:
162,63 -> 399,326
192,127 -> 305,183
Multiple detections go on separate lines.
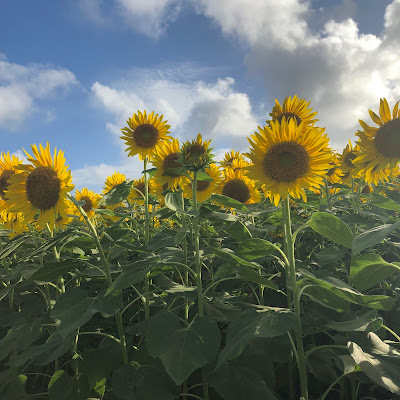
0,57 -> 78,129
194,0 -> 400,150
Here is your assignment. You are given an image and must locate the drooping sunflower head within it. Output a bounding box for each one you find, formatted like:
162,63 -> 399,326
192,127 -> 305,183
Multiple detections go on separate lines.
103,172 -> 126,194
246,119 -> 332,206
338,140 -> 360,185
183,163 -> 221,203
220,150 -> 246,169
354,98 -> 400,184
268,95 -> 318,129
120,110 -> 172,161
179,133 -> 214,171
218,168 -> 260,204
0,209 -> 27,238
0,152 -> 23,205
326,153 -> 343,186
75,187 -> 101,220
6,143 -> 74,231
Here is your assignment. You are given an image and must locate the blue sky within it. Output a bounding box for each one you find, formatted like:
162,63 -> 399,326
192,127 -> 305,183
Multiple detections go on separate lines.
0,0 -> 399,192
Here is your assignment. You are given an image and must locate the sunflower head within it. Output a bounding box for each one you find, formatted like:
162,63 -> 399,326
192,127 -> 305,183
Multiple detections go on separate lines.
220,150 -> 246,169
0,152 -> 23,203
120,111 -> 172,161
75,187 -> 101,220
246,119 -> 332,206
268,95 -> 318,129
103,172 -> 126,194
354,98 -> 400,184
179,134 -> 214,171
0,209 -> 27,238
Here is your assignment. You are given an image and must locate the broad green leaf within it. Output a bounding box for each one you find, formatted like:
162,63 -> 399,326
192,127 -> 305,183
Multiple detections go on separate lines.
51,288 -> 122,338
210,211 -> 238,221
112,363 -> 179,400
211,194 -> 248,211
164,191 -> 184,212
146,311 -> 221,385
28,260 -> 81,283
350,253 -> 400,291
0,318 -> 42,362
224,220 -> 252,241
230,264 -> 280,292
155,274 -> 197,296
348,332 -> 400,395
0,369 -> 29,399
100,180 -> 132,205
325,310 -> 382,332
302,285 -> 350,312
236,239 -> 279,260
372,194 -> 400,212
197,171 -> 214,181
147,231 -> 175,251
211,247 -> 260,269
217,309 -> 297,367
300,269 -> 395,311
307,212 -> 353,248
352,221 -> 400,254
48,370 -> 79,400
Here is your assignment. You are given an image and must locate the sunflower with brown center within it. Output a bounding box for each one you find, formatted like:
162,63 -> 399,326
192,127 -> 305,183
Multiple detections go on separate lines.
75,187 -> 101,220
103,172 -> 126,194
338,140 -> 360,185
179,133 -> 214,171
120,110 -> 171,161
0,152 -> 23,210
218,167 -> 260,204
268,95 -> 318,129
220,150 -> 246,169
152,138 -> 187,189
0,209 -> 27,238
6,143 -> 74,231
246,119 -> 332,206
354,98 -> 400,185
130,176 -> 156,203
183,164 -> 221,203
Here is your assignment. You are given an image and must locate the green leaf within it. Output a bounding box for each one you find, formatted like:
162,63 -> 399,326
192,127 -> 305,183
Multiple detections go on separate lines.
348,332 -> 400,395
197,171 -> 214,181
51,288 -> 122,338
105,259 -> 155,295
210,194 -> 248,211
224,221 -> 252,241
300,269 -> 395,311
155,274 -> 197,296
209,211 -> 238,221
211,247 -> 260,269
372,194 -> 400,212
352,221 -> 400,254
0,369 -> 29,399
217,309 -> 297,367
229,264 -> 280,292
146,311 -> 221,385
307,212 -> 353,248
164,191 -> 184,212
0,318 -> 42,362
48,370 -> 79,400
236,239 -> 279,260
147,231 -> 175,251
100,180 -> 132,205
28,260 -> 81,283
350,253 -> 400,291
325,310 -> 382,332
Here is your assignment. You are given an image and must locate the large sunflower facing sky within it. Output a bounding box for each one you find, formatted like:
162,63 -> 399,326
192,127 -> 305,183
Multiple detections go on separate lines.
246,118 -> 332,206
120,110 -> 171,160
354,98 -> 400,185
268,95 -> 318,129
6,143 -> 74,231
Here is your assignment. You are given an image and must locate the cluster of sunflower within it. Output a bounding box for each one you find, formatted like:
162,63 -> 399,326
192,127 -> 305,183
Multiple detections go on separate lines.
1,96 -> 399,237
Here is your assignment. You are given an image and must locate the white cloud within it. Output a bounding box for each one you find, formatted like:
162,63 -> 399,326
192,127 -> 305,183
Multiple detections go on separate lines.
195,0 -> 400,150
0,57 -> 78,129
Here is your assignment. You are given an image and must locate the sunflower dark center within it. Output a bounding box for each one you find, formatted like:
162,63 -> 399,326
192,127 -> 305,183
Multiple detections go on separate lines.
344,151 -> 357,168
80,196 -> 93,212
133,124 -> 159,148
222,179 -> 251,203
0,169 -> 15,200
26,166 -> 61,210
327,167 -> 336,177
197,180 -> 210,192
362,185 -> 372,194
135,183 -> 145,196
276,112 -> 302,125
341,172 -> 350,180
263,141 -> 310,183
163,153 -> 182,176
374,118 -> 400,158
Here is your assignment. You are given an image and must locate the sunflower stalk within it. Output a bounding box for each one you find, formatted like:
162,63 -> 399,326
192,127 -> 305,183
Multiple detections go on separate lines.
324,178 -> 331,210
143,156 -> 151,320
71,195 -> 129,365
45,223 -> 65,294
282,197 -> 308,400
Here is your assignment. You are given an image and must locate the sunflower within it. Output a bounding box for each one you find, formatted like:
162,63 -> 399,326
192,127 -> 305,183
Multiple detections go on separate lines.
103,172 -> 126,194
129,176 -> 155,203
120,111 -> 171,161
0,152 -> 23,209
0,209 -> 27,238
246,119 -> 332,206
220,150 -> 246,169
268,95 -> 318,128
354,98 -> 400,185
218,167 -> 260,204
152,138 -> 186,189
179,133 -> 214,171
75,187 -> 101,220
6,143 -> 74,231
338,140 -> 360,185
326,153 -> 342,186
183,164 -> 221,203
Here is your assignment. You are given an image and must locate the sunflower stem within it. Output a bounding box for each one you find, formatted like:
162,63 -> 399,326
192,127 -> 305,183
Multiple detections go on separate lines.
324,178 -> 331,210
71,195 -> 129,364
46,223 -> 65,294
282,197 -> 308,400
143,157 -> 151,320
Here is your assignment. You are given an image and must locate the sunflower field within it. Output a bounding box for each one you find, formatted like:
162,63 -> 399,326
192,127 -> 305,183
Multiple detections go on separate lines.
1,96 -> 400,400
